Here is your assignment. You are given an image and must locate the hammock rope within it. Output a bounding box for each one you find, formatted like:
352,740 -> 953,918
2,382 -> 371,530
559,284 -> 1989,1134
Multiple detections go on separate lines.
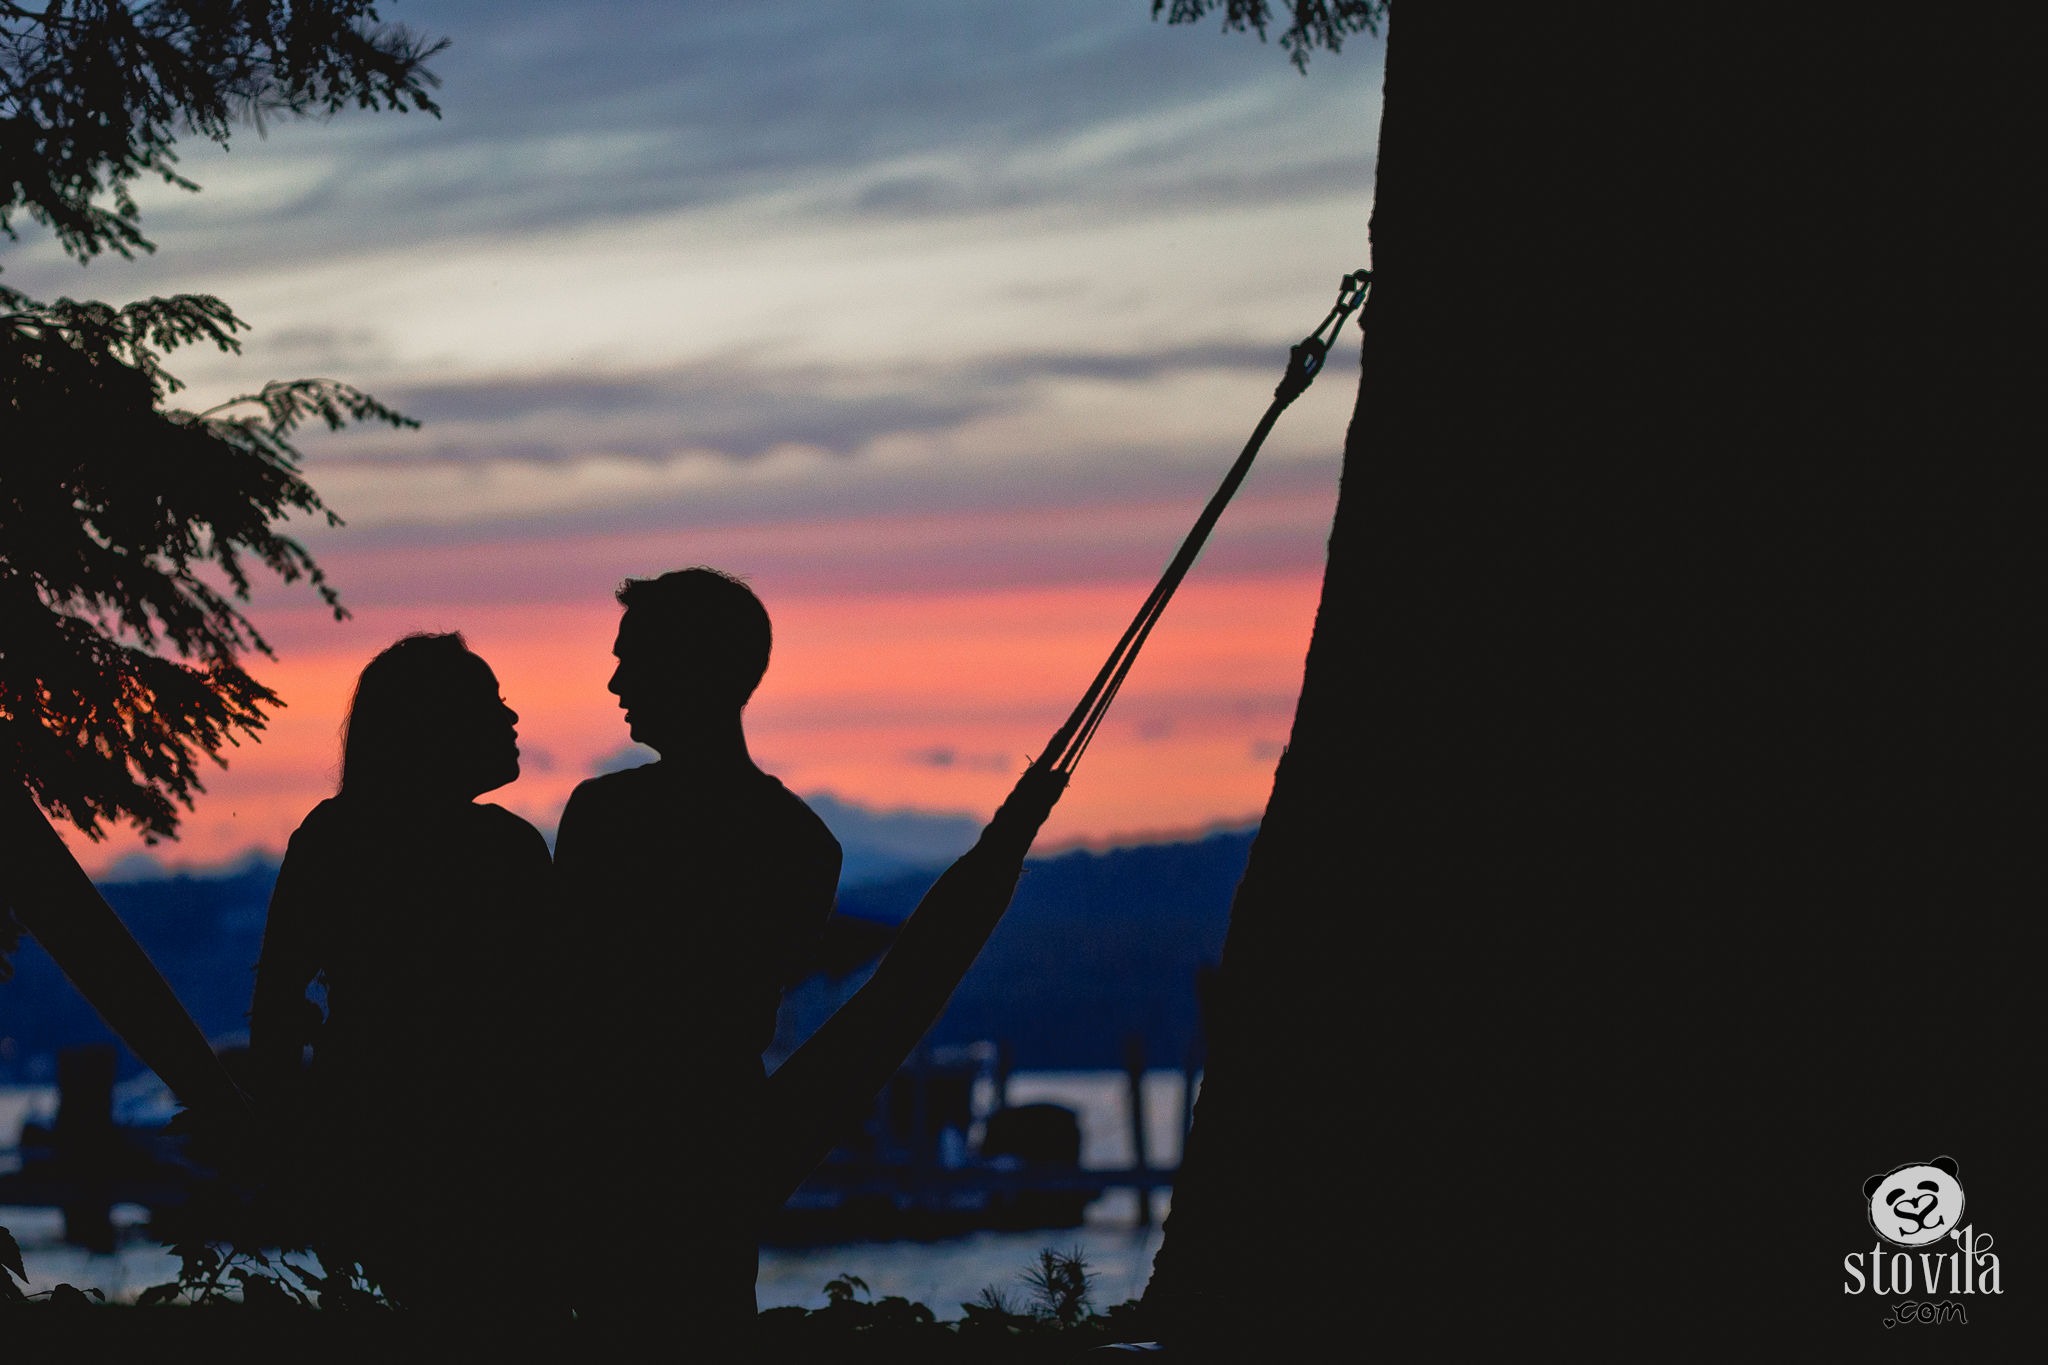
1039,268 -> 1371,776
765,268 -> 1373,1200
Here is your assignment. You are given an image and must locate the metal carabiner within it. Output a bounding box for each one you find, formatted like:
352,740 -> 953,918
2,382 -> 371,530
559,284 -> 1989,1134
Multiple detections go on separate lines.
1275,269 -> 1371,403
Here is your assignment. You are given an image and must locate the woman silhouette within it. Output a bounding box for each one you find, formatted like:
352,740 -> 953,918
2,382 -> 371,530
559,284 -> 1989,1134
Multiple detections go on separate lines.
249,632 -> 555,1312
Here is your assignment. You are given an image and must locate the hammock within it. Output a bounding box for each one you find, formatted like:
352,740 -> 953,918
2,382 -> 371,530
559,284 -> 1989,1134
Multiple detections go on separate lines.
761,269 -> 1371,1202
3,270 -> 1370,1153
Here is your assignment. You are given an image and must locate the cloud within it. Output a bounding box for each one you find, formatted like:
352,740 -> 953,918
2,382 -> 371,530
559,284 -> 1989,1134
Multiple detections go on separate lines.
282,448 -> 1345,600
258,323 -> 391,370
333,1 -> 1373,237
905,745 -> 1014,773
973,341 -> 1281,387
0,1 -> 1378,288
362,360 -> 999,462
303,338 -> 1294,479
594,743 -> 658,774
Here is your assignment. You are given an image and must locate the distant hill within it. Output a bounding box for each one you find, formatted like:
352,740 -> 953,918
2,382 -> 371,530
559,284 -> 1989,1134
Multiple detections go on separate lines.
0,828 -> 1253,1084
774,829 -> 1251,1072
801,792 -> 984,886
591,766 -> 988,886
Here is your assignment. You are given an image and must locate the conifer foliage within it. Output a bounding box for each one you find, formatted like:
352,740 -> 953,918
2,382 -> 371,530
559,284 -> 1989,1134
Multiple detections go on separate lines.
2,287 -> 413,838
2,0 -> 445,262
1151,0 -> 1382,71
1,3 -> 442,842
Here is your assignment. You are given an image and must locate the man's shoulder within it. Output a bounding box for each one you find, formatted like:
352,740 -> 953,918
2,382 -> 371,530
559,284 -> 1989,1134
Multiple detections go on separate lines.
564,763 -> 659,812
756,775 -> 842,860
563,764 -> 838,861
747,778 -> 841,911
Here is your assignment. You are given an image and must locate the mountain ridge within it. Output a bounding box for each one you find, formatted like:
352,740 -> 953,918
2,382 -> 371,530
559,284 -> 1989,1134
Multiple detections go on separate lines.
1,827 -> 1252,1084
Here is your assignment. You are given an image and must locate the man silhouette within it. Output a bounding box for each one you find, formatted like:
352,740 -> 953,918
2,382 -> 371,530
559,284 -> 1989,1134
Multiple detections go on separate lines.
553,567 -> 840,1334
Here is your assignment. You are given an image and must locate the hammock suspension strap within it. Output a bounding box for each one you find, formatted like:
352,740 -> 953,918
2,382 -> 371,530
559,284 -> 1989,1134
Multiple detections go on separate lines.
1037,268 -> 1371,777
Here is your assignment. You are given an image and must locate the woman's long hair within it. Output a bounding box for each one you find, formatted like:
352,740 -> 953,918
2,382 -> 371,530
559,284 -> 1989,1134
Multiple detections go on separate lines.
339,632 -> 491,797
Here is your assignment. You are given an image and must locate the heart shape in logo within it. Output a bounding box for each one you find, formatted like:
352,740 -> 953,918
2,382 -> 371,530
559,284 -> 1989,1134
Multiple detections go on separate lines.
1895,1192 -> 1936,1222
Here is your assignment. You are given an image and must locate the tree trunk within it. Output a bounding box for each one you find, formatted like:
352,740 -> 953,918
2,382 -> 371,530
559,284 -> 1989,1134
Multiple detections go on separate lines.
1144,5 -> 2038,1351
2,783 -> 244,1115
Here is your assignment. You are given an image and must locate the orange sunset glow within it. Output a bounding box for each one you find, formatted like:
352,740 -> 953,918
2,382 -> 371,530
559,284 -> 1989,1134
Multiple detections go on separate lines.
61,496 -> 1338,877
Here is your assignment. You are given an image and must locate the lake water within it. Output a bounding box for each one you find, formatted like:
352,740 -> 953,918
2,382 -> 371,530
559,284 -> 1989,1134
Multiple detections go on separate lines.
2,1070 -> 1192,1313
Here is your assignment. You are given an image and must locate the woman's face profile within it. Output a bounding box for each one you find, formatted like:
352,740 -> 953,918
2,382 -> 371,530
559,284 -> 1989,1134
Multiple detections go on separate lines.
343,634 -> 523,801
451,656 -> 521,799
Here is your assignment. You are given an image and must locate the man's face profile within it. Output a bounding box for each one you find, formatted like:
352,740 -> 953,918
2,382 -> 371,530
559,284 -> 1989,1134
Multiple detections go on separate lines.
609,608 -> 727,753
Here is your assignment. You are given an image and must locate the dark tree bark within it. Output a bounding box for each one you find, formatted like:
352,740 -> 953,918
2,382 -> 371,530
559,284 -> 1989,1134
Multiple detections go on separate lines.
1144,6 -> 2038,1351
1,785 -> 243,1114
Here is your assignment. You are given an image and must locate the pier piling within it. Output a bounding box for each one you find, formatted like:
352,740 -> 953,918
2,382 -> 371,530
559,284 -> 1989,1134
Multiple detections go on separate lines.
1122,1033 -> 1151,1225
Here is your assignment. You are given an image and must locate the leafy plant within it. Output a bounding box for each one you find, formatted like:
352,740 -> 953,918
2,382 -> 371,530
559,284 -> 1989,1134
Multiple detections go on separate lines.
140,1127 -> 391,1312
44,1283 -> 103,1307
0,1228 -> 105,1309
1,1223 -> 25,1303
822,1270 -> 871,1307
814,1269 -> 936,1332
140,1236 -> 383,1311
970,1281 -> 1019,1317
1021,1245 -> 1096,1328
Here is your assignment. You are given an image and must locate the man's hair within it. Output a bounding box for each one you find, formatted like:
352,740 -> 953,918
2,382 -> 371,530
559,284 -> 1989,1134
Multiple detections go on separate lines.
615,567 -> 772,704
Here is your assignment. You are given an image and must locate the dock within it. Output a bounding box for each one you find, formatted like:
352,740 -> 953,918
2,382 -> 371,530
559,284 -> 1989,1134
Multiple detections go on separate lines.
4,1034 -> 1195,1251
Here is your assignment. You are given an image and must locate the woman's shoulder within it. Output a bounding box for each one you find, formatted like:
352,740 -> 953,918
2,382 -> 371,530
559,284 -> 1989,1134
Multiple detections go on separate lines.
468,800 -> 553,858
281,796 -> 352,854
289,795 -> 547,862
273,798 -> 379,900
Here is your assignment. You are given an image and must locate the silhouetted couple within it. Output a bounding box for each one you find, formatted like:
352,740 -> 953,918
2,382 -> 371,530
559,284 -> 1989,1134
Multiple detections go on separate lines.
249,569 -> 841,1334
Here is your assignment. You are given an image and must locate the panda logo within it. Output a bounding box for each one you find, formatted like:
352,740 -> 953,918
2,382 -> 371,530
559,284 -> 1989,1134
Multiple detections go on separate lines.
1865,1156 -> 1965,1248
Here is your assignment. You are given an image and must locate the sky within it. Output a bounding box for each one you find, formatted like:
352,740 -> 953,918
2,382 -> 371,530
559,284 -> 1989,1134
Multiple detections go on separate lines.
9,1 -> 1384,879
